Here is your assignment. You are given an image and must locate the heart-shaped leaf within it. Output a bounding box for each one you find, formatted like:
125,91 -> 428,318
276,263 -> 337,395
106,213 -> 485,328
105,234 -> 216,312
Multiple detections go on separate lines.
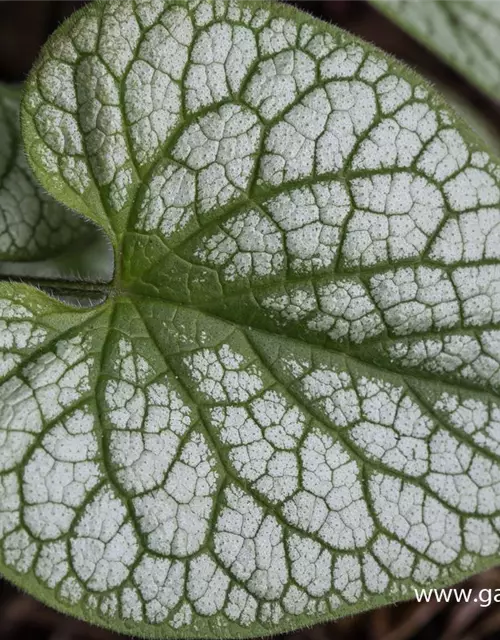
2,0 -> 500,637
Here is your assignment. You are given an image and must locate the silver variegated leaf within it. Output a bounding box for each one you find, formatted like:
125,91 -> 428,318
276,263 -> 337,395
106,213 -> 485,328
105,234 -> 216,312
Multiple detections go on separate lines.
1,0 -> 500,637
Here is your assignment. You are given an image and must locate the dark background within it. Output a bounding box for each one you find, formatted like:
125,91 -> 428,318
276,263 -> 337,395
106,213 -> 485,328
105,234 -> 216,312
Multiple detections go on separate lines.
1,1 -> 500,639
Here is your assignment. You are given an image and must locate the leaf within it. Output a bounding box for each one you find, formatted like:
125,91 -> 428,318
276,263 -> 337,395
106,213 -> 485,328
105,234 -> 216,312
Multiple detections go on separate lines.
372,0 -> 500,102
3,0 -> 500,637
0,83 -> 97,262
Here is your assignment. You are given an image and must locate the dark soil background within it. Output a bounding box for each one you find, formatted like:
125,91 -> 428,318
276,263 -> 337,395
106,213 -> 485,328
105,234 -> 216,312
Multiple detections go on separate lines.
1,1 -> 500,639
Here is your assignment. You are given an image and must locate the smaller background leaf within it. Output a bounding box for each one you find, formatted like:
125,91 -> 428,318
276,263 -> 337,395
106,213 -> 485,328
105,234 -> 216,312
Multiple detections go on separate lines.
372,0 -> 500,102
0,83 -> 97,262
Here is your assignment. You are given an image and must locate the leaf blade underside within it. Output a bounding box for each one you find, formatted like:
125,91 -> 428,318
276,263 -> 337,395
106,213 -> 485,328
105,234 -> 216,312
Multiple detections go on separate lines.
3,0 -> 500,637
